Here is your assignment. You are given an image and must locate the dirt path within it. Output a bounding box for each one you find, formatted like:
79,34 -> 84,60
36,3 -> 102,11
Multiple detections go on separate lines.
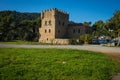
0,43 -> 120,61
0,44 -> 120,53
0,44 -> 120,80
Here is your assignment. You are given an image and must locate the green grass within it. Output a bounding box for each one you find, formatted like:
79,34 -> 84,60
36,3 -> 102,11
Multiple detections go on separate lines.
0,48 -> 119,80
0,40 -> 41,45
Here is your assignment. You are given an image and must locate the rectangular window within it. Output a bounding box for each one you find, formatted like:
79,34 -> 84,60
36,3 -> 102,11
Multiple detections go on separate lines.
73,29 -> 75,33
58,30 -> 60,33
49,20 -> 51,25
45,21 -> 47,26
62,22 -> 65,26
59,21 -> 61,26
78,29 -> 80,33
49,29 -> 51,33
45,29 -> 47,33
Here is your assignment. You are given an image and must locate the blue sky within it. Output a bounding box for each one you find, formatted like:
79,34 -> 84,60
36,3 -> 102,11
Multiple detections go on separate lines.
0,0 -> 120,24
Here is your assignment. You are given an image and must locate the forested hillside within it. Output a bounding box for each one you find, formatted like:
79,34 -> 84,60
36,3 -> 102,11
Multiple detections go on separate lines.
0,10 -> 41,41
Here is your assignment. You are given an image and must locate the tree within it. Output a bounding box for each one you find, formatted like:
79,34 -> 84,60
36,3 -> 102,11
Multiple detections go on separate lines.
0,10 -> 40,41
107,10 -> 120,46
92,20 -> 109,37
0,11 -> 14,41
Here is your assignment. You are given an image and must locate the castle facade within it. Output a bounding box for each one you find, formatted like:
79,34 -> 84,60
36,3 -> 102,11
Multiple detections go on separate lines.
39,8 -> 92,44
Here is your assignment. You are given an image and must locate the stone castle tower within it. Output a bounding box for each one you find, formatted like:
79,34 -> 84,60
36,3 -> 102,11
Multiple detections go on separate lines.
39,8 -> 69,43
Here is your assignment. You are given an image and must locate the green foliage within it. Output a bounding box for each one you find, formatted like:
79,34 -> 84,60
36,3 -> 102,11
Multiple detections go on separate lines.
107,10 -> 120,46
80,34 -> 93,44
106,10 -> 120,46
108,10 -> 120,32
0,48 -> 119,80
92,20 -> 109,36
0,40 -> 41,45
0,10 -> 40,41
69,39 -> 80,45
92,10 -> 120,38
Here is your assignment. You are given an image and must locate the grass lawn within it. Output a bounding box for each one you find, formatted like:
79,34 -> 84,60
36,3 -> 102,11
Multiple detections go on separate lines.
0,48 -> 120,80
0,40 -> 41,45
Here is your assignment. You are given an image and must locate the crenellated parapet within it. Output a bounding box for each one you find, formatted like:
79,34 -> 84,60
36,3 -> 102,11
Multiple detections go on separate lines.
41,8 -> 69,20
41,8 -> 68,15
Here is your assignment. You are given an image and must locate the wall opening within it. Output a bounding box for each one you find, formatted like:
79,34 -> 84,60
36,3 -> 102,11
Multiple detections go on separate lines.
73,29 -> 75,33
49,29 -> 51,33
58,30 -> 60,33
45,29 -> 47,33
49,20 -> 51,25
59,21 -> 61,26
78,29 -> 80,33
45,21 -> 47,26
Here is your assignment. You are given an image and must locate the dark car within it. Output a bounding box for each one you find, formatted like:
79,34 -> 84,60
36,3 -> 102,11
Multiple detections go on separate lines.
92,39 -> 99,44
98,40 -> 108,44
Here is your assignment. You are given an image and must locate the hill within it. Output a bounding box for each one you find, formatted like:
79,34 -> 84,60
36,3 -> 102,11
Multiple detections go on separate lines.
0,10 -> 41,41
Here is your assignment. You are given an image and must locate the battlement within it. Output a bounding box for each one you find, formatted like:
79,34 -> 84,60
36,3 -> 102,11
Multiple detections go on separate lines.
41,8 -> 69,15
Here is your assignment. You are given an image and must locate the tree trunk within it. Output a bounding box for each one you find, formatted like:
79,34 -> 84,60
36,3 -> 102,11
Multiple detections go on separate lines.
117,32 -> 120,46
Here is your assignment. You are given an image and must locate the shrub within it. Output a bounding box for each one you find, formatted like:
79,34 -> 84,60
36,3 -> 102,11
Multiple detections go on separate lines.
80,34 -> 93,44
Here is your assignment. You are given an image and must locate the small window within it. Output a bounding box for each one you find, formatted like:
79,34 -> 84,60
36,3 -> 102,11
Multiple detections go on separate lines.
49,20 -> 51,25
42,13 -> 44,19
45,29 -> 47,33
73,29 -> 75,33
62,22 -> 64,26
45,21 -> 47,25
78,29 -> 80,33
58,30 -> 60,33
59,21 -> 61,26
47,38 -> 48,41
49,29 -> 51,33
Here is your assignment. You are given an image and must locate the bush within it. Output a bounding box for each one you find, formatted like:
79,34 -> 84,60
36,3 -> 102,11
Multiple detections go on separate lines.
80,34 -> 93,44
69,39 -> 83,45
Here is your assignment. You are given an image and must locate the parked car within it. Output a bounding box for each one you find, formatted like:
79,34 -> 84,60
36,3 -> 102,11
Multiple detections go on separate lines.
110,40 -> 118,46
98,40 -> 108,44
92,39 -> 99,44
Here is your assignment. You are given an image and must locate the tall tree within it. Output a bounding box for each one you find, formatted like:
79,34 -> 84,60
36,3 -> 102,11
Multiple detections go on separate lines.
0,10 -> 40,41
0,11 -> 14,41
92,20 -> 108,37
107,10 -> 120,46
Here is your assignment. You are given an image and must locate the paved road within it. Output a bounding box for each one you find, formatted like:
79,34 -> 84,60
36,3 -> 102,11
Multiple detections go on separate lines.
0,43 -> 120,54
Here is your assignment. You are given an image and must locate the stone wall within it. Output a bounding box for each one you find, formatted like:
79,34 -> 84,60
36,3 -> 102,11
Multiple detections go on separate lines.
53,39 -> 70,44
54,9 -> 69,38
67,23 -> 86,39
